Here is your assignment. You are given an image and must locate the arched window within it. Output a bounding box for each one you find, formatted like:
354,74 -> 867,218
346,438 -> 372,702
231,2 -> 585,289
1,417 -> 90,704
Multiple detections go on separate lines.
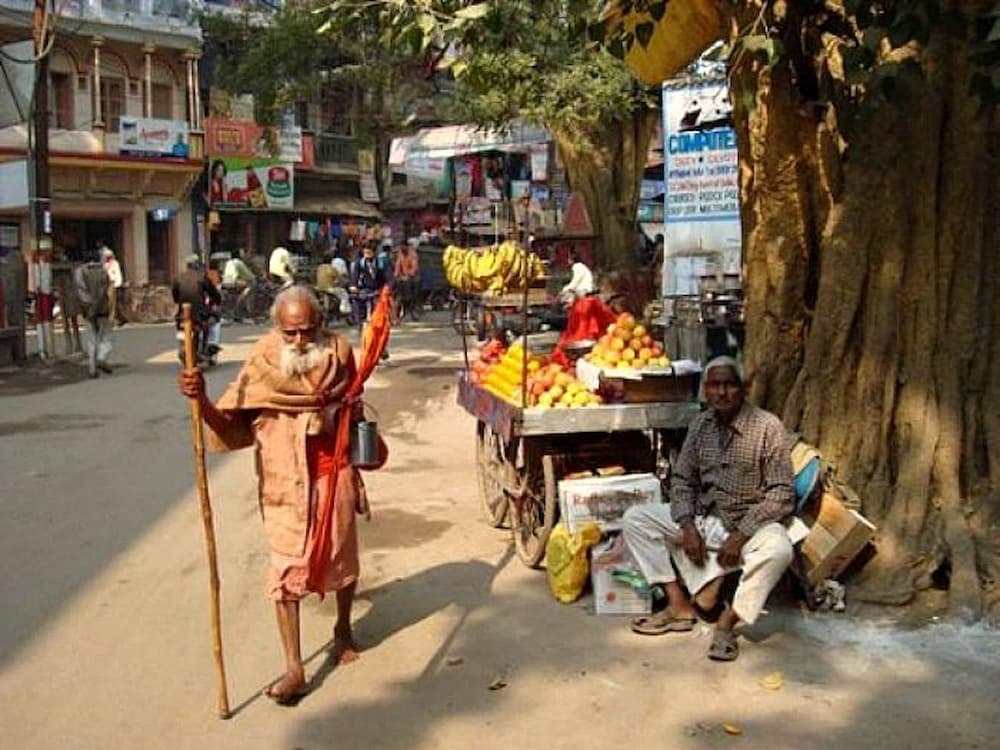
49,48 -> 77,129
98,55 -> 129,133
149,60 -> 178,120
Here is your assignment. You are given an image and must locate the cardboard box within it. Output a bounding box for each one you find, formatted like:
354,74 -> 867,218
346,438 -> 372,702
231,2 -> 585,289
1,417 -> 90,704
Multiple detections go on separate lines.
800,492 -> 876,585
558,473 -> 662,533
590,534 -> 653,615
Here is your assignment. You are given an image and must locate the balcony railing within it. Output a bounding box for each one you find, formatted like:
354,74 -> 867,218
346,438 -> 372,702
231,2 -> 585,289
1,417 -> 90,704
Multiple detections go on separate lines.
0,0 -> 203,37
314,133 -> 358,169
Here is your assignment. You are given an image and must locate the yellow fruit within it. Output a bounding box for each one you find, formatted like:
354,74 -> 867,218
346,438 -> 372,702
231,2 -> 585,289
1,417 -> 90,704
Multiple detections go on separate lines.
566,382 -> 581,396
538,392 -> 554,408
548,385 -> 565,400
622,348 -> 636,362
632,324 -> 647,338
573,391 -> 590,406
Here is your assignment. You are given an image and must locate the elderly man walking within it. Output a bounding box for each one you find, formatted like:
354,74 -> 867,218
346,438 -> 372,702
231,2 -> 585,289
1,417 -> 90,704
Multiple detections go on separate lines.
178,286 -> 362,704
623,356 -> 795,661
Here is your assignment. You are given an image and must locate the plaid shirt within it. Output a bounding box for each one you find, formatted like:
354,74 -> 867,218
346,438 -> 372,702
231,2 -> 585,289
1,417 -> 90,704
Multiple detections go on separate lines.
670,402 -> 794,537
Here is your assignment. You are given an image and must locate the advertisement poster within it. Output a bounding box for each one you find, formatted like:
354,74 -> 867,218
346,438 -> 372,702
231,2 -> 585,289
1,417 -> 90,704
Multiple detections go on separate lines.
119,117 -> 190,157
661,80 -> 742,296
529,143 -> 549,181
208,158 -> 294,209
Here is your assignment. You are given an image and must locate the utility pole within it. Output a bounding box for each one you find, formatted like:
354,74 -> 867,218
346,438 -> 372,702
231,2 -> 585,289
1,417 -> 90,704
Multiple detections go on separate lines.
31,0 -> 51,246
29,0 -> 54,358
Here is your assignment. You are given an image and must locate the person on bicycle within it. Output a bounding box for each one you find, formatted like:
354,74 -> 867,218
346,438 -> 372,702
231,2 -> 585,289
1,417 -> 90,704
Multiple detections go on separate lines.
222,248 -> 256,322
173,255 -> 223,358
314,254 -> 352,322
349,243 -> 386,326
393,240 -> 420,319
268,245 -> 296,287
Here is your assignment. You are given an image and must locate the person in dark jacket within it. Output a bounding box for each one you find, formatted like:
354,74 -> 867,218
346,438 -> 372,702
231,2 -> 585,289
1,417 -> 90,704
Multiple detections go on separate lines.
173,255 -> 223,354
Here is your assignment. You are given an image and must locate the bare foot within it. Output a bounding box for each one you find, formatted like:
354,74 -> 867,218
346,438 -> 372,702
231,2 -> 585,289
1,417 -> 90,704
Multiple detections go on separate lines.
263,669 -> 308,705
331,628 -> 361,665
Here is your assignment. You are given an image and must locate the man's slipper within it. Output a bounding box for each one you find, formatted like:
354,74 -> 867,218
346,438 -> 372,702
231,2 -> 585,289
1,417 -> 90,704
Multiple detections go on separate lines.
707,629 -> 740,661
630,610 -> 697,635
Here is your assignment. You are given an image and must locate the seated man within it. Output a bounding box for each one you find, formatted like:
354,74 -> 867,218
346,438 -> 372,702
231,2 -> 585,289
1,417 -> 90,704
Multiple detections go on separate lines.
622,356 -> 794,661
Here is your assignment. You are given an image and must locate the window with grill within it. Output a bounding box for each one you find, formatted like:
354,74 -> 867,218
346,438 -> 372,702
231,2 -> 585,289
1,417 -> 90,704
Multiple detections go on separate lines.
50,72 -> 74,129
100,77 -> 125,133
151,82 -> 173,120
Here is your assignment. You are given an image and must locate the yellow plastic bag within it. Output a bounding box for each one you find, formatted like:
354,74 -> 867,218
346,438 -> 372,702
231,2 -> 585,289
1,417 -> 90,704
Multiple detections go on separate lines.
545,522 -> 603,604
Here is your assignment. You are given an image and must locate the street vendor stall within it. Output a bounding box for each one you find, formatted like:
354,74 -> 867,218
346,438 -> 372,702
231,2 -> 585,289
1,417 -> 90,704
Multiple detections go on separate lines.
457,370 -> 699,566
454,295 -> 702,569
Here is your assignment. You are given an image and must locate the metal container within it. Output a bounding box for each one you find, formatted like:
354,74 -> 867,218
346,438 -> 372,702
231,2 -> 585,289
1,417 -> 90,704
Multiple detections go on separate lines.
350,420 -> 382,469
563,339 -> 595,364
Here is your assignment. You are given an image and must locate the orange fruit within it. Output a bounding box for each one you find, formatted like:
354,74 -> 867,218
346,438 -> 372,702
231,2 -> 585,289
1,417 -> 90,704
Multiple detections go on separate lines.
605,349 -> 621,364
630,337 -> 644,352
622,348 -> 636,362
610,337 -> 625,352
651,342 -> 664,356
639,347 -> 654,360
617,312 -> 636,330
633,324 -> 647,338
641,334 -> 653,348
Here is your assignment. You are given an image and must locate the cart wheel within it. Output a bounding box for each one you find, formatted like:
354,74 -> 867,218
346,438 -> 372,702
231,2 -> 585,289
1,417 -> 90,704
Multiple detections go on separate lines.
508,453 -> 558,568
476,421 -> 508,527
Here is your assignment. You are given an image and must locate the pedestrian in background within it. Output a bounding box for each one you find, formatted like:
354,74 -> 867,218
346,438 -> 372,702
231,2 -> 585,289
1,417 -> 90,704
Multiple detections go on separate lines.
100,244 -> 127,327
75,250 -> 114,377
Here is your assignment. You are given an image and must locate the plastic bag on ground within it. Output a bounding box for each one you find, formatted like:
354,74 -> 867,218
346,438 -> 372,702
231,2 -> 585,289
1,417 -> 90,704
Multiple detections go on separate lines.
545,521 -> 602,603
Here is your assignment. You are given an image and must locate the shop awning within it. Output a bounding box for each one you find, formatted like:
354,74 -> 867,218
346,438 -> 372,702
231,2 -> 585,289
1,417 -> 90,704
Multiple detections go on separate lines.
390,121 -> 550,163
294,195 -> 382,219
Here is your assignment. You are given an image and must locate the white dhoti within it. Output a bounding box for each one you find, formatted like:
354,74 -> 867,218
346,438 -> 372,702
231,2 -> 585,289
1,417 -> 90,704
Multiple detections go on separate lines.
622,503 -> 793,625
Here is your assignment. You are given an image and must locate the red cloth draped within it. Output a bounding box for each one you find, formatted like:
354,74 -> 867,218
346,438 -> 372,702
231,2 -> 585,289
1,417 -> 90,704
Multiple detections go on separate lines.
306,287 -> 393,595
550,297 -> 617,368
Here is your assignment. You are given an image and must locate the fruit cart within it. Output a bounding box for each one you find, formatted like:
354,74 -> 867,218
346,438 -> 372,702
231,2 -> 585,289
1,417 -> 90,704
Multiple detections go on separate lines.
457,370 -> 700,567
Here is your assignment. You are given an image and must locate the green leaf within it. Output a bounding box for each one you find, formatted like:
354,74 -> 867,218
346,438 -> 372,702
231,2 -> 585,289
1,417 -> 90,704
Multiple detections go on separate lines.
989,16 -> 1000,42
454,3 -> 490,21
417,12 -> 436,36
452,60 -> 469,78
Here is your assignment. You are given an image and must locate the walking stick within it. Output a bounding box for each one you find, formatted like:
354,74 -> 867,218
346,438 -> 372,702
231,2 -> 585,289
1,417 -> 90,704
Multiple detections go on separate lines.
182,303 -> 231,719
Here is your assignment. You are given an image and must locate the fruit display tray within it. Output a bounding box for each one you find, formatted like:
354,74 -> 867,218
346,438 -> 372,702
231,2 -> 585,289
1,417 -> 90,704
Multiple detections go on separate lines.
457,372 -> 700,443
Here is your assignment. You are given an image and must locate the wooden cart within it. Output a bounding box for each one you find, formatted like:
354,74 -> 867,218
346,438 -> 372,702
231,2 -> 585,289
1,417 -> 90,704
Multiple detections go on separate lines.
457,372 -> 699,567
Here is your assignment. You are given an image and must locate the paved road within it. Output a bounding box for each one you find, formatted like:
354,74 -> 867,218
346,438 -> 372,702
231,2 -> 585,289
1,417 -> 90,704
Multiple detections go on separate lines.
1,315 -> 998,749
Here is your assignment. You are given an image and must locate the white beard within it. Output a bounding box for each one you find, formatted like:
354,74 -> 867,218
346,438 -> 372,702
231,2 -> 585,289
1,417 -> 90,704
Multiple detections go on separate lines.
279,341 -> 326,377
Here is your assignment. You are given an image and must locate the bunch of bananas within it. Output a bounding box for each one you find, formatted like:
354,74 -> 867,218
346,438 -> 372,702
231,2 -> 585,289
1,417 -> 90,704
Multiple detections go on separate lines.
442,242 -> 546,294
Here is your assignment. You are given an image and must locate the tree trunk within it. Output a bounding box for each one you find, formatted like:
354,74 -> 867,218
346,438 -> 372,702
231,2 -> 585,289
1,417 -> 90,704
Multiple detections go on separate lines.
730,6 -> 1000,619
552,108 -> 658,277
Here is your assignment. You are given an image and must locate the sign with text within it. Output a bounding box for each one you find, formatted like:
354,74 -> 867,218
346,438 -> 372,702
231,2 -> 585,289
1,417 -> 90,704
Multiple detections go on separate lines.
208,158 -> 294,210
119,117 -> 190,157
661,80 -> 742,295
204,118 -> 307,165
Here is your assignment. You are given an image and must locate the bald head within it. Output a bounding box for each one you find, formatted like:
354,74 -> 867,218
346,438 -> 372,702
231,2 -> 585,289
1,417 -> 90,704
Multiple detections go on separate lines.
271,285 -> 322,327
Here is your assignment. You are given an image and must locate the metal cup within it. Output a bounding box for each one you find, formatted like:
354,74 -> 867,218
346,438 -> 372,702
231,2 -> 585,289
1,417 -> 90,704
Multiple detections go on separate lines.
350,420 -> 382,469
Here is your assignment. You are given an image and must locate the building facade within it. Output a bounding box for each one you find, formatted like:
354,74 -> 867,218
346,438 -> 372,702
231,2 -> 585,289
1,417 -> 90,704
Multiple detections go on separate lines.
0,0 -> 204,357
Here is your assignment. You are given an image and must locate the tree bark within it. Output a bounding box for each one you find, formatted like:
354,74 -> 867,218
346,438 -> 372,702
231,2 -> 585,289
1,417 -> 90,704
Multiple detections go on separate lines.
552,108 -> 658,278
729,6 -> 999,618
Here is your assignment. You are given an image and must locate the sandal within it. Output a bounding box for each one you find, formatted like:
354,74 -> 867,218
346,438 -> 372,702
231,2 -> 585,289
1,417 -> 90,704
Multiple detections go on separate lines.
707,629 -> 740,661
630,610 -> 697,635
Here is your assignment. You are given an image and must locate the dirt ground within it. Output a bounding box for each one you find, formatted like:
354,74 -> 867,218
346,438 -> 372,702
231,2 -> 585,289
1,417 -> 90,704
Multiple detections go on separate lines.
0,315 -> 997,749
